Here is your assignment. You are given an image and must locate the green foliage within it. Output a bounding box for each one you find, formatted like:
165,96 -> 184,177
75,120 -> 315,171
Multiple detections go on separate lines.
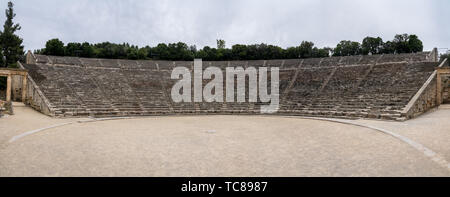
65,42 -> 82,56
44,38 -> 65,56
36,33 -> 424,61
361,37 -> 383,55
0,77 -> 6,90
167,42 -> 195,60
407,35 -> 423,53
298,41 -> 315,58
381,41 -> 395,54
440,53 -> 450,66
0,1 -> 24,68
216,39 -> 225,49
80,42 -> 95,58
391,34 -> 423,53
231,44 -> 247,60
313,47 -> 331,58
0,44 -> 3,67
392,34 -> 410,53
333,40 -> 361,56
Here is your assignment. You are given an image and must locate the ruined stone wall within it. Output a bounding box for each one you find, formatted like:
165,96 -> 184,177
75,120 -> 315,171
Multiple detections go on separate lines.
24,74 -> 52,116
401,74 -> 438,119
17,62 -> 53,116
442,76 -> 450,103
0,100 -> 12,116
0,100 -> 4,117
0,89 -> 5,100
11,75 -> 24,101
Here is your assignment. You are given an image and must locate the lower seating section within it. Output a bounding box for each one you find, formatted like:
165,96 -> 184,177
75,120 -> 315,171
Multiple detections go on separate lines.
24,52 -> 436,120
281,67 -> 334,112
25,64 -> 85,116
159,70 -> 196,113
23,63 -> 171,117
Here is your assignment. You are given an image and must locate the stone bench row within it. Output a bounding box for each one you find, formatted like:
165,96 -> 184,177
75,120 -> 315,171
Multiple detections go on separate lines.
34,52 -> 430,70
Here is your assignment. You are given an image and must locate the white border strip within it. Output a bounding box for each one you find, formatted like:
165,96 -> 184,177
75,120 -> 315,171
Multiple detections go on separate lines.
8,122 -> 74,143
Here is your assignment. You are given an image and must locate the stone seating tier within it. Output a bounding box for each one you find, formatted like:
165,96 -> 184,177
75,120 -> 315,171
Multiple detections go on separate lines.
24,52 -> 435,120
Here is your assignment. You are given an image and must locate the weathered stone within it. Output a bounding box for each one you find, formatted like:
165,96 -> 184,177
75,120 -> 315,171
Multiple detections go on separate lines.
19,51 -> 439,121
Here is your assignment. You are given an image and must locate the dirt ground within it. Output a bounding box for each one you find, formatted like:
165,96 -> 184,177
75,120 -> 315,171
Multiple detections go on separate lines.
0,103 -> 449,177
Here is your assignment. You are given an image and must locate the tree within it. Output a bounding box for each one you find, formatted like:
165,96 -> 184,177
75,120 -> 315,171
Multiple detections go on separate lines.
195,47 -> 208,59
165,42 -> 194,60
361,37 -> 383,55
137,47 -> 148,60
298,41 -> 314,58
80,42 -> 95,58
392,34 -> 410,53
381,41 -> 395,54
35,33 -> 424,61
44,39 -> 65,56
65,42 -> 82,56
312,47 -> 330,58
0,44 -> 3,67
216,39 -> 226,49
231,44 -> 248,60
440,53 -> 450,66
266,45 -> 284,59
0,1 -> 24,68
408,34 -> 423,53
284,47 -> 299,59
389,34 -> 424,54
333,40 -> 361,56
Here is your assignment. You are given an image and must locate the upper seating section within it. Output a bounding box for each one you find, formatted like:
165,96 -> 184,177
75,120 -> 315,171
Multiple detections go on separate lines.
31,51 -> 431,69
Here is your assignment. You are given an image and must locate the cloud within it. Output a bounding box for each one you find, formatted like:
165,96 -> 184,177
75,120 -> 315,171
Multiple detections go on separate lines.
0,0 -> 447,51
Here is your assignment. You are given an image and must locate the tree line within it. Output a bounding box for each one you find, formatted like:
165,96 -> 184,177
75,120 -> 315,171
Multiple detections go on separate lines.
0,1 -> 23,68
37,34 -> 424,61
0,1 -> 24,90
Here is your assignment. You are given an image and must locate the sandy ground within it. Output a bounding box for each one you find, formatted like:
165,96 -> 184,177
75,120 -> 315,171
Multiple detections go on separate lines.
0,103 -> 449,177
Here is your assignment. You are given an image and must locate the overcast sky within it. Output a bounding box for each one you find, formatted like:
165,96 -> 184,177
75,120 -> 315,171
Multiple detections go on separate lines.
1,0 -> 449,52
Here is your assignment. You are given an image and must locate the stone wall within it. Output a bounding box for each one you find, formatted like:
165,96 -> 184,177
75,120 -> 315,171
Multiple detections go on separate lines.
401,58 -> 447,119
401,74 -> 438,119
25,74 -> 53,116
0,100 -> 12,115
0,100 -> 5,117
11,75 -> 24,101
17,62 -> 53,116
442,76 -> 450,103
0,89 -> 5,100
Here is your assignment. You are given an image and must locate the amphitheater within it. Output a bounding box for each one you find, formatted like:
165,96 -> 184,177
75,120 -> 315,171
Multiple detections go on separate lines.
1,50 -> 450,176
14,50 -> 450,120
